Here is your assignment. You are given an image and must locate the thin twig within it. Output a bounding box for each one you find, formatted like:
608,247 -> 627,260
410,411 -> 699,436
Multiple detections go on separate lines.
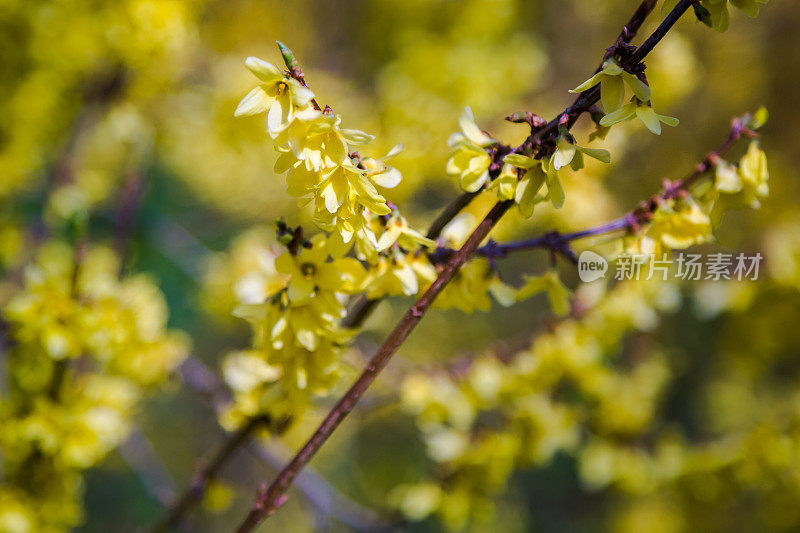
425,190 -> 481,240
120,430 -> 178,507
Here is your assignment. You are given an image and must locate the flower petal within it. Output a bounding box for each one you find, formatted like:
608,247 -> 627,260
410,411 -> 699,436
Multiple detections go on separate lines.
569,72 -> 604,94
459,107 -> 493,146
636,105 -> 662,135
601,75 -> 625,113
371,167 -> 402,189
599,103 -> 636,126
621,72 -> 651,102
234,86 -> 273,117
245,57 -> 282,83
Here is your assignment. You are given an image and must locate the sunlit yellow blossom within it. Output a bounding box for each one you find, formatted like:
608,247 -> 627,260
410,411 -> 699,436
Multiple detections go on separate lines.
550,134 -> 611,171
364,252 -> 437,298
273,234 -> 364,303
435,258 -> 515,313
376,211 -> 436,251
503,154 -> 548,216
234,57 -> 316,134
737,140 -> 769,208
273,111 -> 374,171
447,107 -> 494,192
647,198 -> 713,249
361,143 -> 405,189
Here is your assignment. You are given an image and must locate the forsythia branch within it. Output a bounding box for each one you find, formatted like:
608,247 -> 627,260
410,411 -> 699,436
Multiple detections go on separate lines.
430,114 -> 756,265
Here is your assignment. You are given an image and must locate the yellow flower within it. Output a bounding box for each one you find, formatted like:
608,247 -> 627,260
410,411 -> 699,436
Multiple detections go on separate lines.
569,59 -> 651,112
435,258 -> 514,313
488,163 -> 519,201
600,99 -> 679,135
647,198 -> 713,249
273,234 -> 364,303
447,107 -> 494,192
737,140 -> 769,208
361,143 -> 405,189
315,162 -> 392,221
516,270 -> 572,316
714,160 -> 742,193
376,211 -> 435,252
273,111 -> 374,171
222,350 -> 283,393
550,134 -> 611,172
234,57 -> 316,135
503,154 -> 548,216
364,252 -> 437,298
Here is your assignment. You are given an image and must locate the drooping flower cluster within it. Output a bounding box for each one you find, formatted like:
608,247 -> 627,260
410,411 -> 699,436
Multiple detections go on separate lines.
0,241 -> 189,532
235,56 -> 412,255
447,106 -> 612,220
222,49 -> 461,431
219,233 -> 365,430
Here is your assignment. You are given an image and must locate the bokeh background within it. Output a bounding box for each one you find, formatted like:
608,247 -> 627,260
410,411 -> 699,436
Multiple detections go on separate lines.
2,0 -> 800,531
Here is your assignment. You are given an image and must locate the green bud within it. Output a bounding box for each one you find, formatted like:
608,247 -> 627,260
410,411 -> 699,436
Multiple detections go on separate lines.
276,41 -> 298,70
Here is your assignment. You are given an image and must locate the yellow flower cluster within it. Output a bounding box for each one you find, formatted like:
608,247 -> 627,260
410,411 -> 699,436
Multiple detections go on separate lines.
447,106 -> 612,218
0,241 -> 189,532
395,279 -> 680,529
219,233 -> 365,430
628,136 -> 769,256
391,121 -> 772,529
235,56 -> 413,256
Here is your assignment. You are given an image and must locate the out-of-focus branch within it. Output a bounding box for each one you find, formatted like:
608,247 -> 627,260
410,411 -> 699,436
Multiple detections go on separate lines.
120,429 -> 178,507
